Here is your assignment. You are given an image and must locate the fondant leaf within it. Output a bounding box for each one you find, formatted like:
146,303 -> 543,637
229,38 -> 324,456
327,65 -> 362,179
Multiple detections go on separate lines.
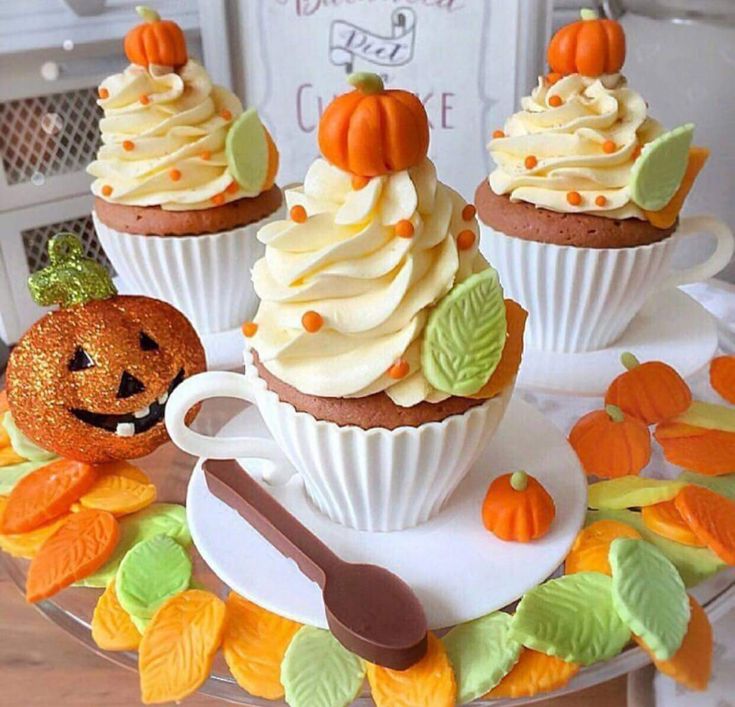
79,472 -> 157,516
677,471 -> 735,500
281,626 -> 365,707
91,579 -> 141,651
422,267 -> 507,396
609,538 -> 689,660
139,590 -> 226,704
442,612 -> 522,703
588,476 -> 686,510
0,460 -> 49,495
485,648 -> 580,699
509,573 -> 630,666
0,495 -> 69,559
2,411 -> 56,462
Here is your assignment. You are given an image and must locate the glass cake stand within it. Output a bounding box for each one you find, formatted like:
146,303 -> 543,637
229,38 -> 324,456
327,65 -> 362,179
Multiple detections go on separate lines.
3,397 -> 735,706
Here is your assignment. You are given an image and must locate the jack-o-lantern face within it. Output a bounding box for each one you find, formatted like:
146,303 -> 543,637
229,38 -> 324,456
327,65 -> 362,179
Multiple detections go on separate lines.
7,295 -> 206,463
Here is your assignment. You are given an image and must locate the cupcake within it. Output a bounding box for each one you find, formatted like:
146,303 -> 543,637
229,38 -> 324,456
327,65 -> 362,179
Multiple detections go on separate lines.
476,9 -> 719,352
89,6 -> 282,335
243,73 -> 526,531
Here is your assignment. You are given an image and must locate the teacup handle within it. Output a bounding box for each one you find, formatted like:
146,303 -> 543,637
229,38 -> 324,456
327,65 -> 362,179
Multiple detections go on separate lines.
165,371 -> 285,463
657,215 -> 734,291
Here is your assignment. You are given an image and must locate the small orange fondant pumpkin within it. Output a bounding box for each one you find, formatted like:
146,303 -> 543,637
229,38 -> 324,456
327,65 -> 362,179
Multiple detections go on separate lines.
605,352 -> 692,425
318,72 -> 430,177
547,9 -> 625,77
482,471 -> 556,543
124,6 -> 188,69
6,234 -> 206,464
569,405 -> 651,478
710,355 -> 735,405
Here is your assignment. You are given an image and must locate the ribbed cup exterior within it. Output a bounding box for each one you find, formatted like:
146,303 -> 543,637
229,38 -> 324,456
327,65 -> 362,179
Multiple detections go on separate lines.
93,208 -> 282,334
481,226 -> 677,352
243,349 -> 512,532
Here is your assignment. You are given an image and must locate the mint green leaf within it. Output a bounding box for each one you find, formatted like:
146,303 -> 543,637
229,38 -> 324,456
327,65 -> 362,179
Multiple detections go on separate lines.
281,626 -> 365,707
588,477 -> 686,510
2,411 -> 56,462
422,267 -> 506,396
225,108 -> 269,193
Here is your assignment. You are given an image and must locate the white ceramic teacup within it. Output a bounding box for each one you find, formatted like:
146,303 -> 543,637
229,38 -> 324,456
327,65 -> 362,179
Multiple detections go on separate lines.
481,215 -> 734,352
165,349 -> 513,532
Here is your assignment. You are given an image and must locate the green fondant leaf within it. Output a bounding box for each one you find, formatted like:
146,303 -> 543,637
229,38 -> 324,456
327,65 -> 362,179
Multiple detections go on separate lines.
677,471 -> 735,500
421,267 -> 507,396
509,573 -> 630,666
116,534 -> 191,619
442,612 -> 522,704
225,108 -> 269,193
586,509 -> 726,587
630,124 -> 694,210
2,412 -> 56,462
0,460 -> 50,495
281,626 -> 365,707
588,476 -> 686,509
609,538 -> 689,660
131,613 -> 150,634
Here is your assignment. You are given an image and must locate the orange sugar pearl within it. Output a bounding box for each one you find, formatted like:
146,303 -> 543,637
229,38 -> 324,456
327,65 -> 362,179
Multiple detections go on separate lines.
595,195 -> 608,207
290,205 -> 308,223
548,95 -> 563,108
302,311 -> 323,333
546,72 -> 562,85
352,175 -> 369,190
122,140 -> 135,151
101,184 -> 113,197
457,230 -> 476,251
139,94 -> 150,105
388,359 -> 409,380
221,109 -> 232,121
524,155 -> 538,169
200,150 -> 212,161
395,219 -> 415,238
242,322 -> 258,338
98,87 -> 109,99
567,191 -> 582,206
492,129 -> 505,139
461,204 -> 477,221
211,193 -> 226,206
169,169 -> 182,182
603,140 -> 616,154
226,181 -> 238,194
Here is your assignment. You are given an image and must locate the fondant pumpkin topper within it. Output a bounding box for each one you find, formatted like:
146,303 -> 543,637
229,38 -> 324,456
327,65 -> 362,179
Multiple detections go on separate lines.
124,5 -> 188,69
318,72 -> 430,178
6,234 -> 206,464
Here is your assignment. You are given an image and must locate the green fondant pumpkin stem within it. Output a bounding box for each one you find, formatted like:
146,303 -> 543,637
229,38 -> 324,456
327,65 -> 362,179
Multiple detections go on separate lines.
580,8 -> 599,20
510,471 -> 529,492
621,352 -> 641,371
136,5 -> 160,22
28,233 -> 117,309
348,72 -> 384,95
606,404 -> 626,423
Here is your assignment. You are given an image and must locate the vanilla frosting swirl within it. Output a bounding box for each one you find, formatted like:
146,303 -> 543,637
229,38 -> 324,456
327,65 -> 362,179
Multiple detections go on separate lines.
88,60 -> 251,210
488,74 -> 663,218
250,158 -> 487,407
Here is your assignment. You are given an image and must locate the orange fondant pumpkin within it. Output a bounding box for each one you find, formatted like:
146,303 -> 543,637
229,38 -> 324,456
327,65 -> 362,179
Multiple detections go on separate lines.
124,6 -> 188,69
482,471 -> 556,543
569,405 -> 651,478
605,352 -> 692,425
318,72 -> 429,177
710,355 -> 735,405
6,234 -> 205,464
547,9 -> 625,77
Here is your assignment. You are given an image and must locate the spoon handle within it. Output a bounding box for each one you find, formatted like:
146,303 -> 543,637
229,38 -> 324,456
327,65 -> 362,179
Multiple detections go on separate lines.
202,458 -> 341,587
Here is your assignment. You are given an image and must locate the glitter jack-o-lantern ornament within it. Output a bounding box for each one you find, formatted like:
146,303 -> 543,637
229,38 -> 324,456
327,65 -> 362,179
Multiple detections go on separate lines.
6,234 -> 206,463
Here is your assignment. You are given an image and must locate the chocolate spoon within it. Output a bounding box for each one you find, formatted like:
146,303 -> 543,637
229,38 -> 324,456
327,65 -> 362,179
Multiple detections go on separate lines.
203,458 -> 428,670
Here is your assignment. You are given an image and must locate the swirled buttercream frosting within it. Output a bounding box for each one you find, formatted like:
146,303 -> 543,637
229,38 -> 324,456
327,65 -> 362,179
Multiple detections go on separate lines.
488,74 -> 663,218
88,61 -> 251,210
250,158 -> 488,407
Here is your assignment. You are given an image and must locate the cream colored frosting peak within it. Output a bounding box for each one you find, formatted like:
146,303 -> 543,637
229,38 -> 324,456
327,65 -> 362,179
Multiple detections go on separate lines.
488,73 -> 663,218
250,158 -> 488,407
88,60 -> 252,211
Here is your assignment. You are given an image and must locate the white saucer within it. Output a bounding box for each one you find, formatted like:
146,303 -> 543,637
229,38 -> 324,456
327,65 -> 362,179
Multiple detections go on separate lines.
186,397 -> 587,630
517,288 -> 717,397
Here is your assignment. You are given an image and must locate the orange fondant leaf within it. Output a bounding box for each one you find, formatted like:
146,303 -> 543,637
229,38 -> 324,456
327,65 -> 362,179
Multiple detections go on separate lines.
644,147 -> 710,229
469,300 -> 527,399
98,460 -> 152,485
0,495 -> 70,559
674,485 -> 735,564
366,632 -> 456,707
79,471 -> 156,516
485,648 -> 579,699
92,579 -> 142,651
565,519 -> 641,576
710,355 -> 735,405
642,498 -> 704,547
635,596 -> 712,691
139,589 -> 226,705
26,509 -> 119,602
655,422 -> 735,475
222,592 -> 301,700
0,458 -> 98,533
